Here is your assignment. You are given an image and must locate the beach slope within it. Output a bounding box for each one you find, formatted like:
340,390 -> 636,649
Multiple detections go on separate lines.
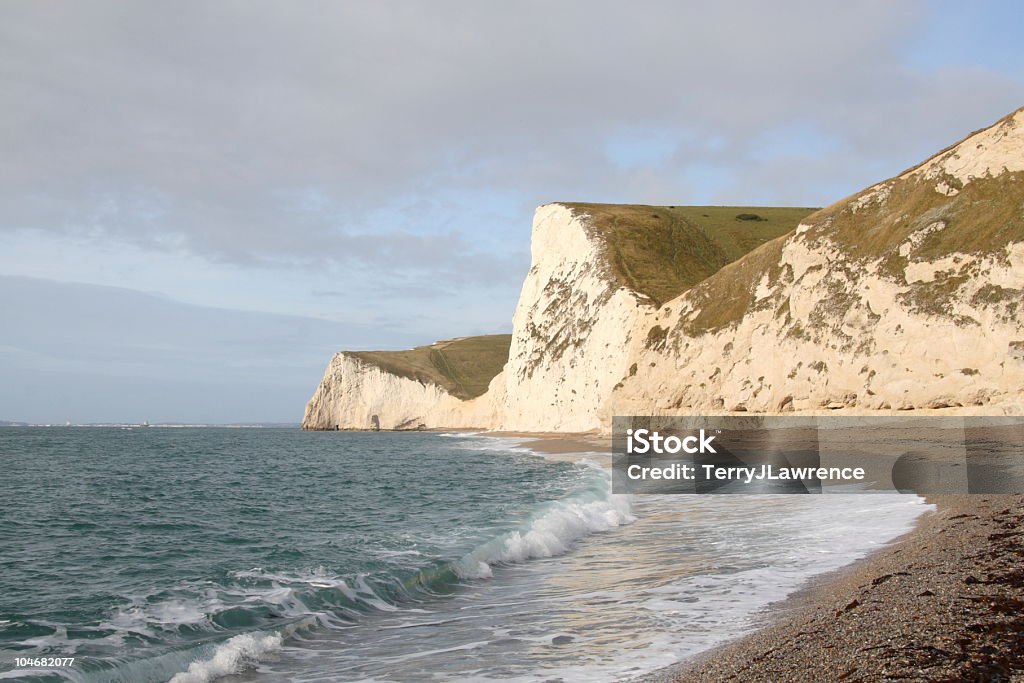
643,495 -> 1024,682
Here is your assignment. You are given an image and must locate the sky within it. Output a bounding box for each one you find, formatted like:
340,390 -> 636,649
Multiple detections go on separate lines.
1,1 -> 1022,423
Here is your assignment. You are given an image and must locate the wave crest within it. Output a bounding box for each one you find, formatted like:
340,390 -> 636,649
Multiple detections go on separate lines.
168,631 -> 283,683
454,465 -> 634,579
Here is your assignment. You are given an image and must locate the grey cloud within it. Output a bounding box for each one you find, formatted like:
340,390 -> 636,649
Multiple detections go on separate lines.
1,1 -> 1022,277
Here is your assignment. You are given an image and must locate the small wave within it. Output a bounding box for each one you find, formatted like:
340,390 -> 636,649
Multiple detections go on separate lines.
231,566 -> 399,613
167,631 -> 283,683
7,452 -> 626,683
438,432 -> 537,455
453,465 -> 634,579
456,439 -> 533,454
108,599 -> 210,632
149,469 -> 630,683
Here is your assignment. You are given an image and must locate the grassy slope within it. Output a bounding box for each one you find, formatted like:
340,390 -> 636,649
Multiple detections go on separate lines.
561,204 -> 818,305
817,172 -> 1024,264
815,170 -> 1024,323
348,334 -> 512,400
676,132 -> 1024,337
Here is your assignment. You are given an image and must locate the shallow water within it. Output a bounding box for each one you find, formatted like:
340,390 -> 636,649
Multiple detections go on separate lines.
0,428 -> 927,682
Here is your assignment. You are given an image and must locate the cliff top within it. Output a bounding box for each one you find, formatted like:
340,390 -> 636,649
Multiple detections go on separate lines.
561,203 -> 818,305
348,334 -> 512,400
810,107 -> 1024,261
680,105 -> 1024,336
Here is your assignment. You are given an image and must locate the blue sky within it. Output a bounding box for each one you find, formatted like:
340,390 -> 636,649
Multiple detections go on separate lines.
0,1 -> 1021,423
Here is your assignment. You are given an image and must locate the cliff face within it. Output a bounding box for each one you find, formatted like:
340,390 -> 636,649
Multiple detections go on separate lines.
303,107 -> 1024,432
610,107 -> 1024,424
300,204 -> 644,432
301,337 -> 507,430
302,354 -> 463,430
497,203 -> 654,431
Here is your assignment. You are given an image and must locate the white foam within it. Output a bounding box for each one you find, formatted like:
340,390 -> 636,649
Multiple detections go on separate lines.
167,631 -> 282,683
232,566 -> 397,612
454,437 -> 534,454
435,431 -> 543,456
454,466 -> 634,579
99,594 -> 234,639
91,570 -> 337,647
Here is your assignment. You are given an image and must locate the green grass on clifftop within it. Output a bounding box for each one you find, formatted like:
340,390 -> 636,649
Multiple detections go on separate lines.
562,204 -> 818,305
349,334 -> 511,400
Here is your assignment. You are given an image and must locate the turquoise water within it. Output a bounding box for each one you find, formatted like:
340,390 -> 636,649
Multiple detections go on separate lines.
0,428 -> 927,682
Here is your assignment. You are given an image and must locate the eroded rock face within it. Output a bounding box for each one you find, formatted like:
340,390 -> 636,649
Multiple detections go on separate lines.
496,204 -> 656,431
609,109 -> 1024,426
301,353 -> 500,430
609,227 -> 1024,423
303,108 -> 1024,432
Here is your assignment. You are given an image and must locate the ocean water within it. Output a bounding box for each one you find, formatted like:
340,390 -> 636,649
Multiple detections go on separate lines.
0,428 -> 928,683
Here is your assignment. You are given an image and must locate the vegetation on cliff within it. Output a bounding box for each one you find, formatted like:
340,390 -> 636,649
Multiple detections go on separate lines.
561,203 -> 817,305
348,334 -> 512,400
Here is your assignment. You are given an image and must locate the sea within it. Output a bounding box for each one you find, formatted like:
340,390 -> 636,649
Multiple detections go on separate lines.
0,428 -> 929,683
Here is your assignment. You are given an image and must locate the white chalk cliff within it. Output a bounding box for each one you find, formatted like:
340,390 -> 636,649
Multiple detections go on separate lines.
303,107 -> 1024,432
302,354 -> 496,431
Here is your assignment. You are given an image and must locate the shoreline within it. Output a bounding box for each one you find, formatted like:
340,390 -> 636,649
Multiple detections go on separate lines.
486,430 -> 611,457
477,431 -> 1024,682
638,493 -> 1024,682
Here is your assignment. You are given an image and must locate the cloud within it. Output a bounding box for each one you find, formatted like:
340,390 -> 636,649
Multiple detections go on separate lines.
2,0 -> 1021,279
